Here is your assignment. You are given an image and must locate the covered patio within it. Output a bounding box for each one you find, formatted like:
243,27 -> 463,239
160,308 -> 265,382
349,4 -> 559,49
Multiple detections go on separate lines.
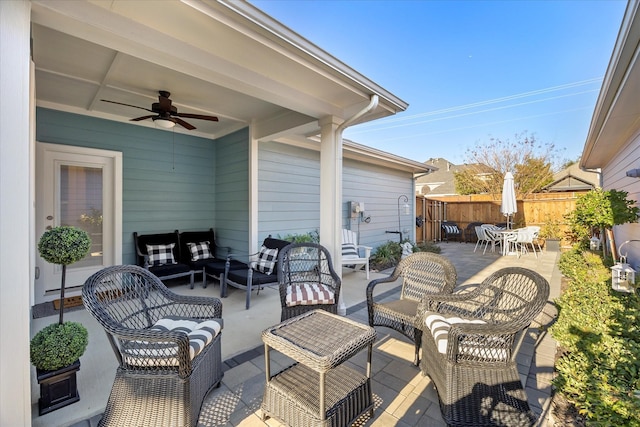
33,243 -> 561,427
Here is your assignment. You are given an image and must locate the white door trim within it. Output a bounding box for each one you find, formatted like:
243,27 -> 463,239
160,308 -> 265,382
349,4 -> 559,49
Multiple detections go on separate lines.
35,142 -> 122,303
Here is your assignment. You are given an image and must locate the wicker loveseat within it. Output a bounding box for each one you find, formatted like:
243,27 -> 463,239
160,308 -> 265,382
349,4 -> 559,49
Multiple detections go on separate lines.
417,267 -> 550,427
366,252 -> 457,365
82,265 -> 223,427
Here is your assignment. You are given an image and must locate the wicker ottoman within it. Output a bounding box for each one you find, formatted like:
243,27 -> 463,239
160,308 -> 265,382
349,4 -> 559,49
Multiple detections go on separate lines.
261,310 -> 376,427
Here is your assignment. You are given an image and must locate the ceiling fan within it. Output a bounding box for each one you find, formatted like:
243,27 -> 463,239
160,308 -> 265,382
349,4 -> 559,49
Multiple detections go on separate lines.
101,90 -> 218,130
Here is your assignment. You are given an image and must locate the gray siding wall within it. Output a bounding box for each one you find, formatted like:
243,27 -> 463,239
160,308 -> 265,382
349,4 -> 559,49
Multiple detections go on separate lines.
258,141 -> 415,250
36,108 -> 223,264
602,129 -> 640,270
343,159 -> 414,249
258,141 -> 320,240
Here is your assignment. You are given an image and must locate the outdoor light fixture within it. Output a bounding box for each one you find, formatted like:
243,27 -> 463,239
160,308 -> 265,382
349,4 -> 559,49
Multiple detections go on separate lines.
626,168 -> 640,178
398,194 -> 409,238
611,240 -> 640,293
153,117 -> 176,129
611,260 -> 635,293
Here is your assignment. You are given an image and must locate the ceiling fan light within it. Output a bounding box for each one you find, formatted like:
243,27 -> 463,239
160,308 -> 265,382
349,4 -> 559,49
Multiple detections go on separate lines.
154,117 -> 175,129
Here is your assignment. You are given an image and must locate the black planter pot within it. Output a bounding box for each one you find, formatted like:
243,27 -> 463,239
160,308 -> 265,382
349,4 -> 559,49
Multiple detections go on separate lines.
545,238 -> 561,252
36,359 -> 80,415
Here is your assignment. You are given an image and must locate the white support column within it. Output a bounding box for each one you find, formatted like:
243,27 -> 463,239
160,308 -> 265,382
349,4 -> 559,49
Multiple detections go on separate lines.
0,1 -> 33,425
319,116 -> 346,314
248,124 -> 259,254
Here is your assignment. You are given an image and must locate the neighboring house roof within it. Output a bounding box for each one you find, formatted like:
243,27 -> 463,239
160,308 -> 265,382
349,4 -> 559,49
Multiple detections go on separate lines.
581,1 -> 640,169
415,158 -> 491,196
542,163 -> 600,192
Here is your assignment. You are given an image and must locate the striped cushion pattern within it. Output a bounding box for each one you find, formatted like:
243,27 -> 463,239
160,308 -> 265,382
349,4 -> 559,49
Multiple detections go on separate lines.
123,316 -> 222,366
424,312 -> 486,354
342,243 -> 359,259
286,283 -> 335,307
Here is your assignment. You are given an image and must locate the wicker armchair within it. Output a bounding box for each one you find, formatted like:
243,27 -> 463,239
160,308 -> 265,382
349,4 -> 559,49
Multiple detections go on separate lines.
81,265 -> 223,427
366,252 -> 457,365
417,267 -> 550,427
277,242 -> 341,321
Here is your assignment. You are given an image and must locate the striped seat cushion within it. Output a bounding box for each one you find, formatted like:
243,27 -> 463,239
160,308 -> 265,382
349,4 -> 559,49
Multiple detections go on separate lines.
424,312 -> 509,362
122,316 -> 222,366
286,283 -> 335,307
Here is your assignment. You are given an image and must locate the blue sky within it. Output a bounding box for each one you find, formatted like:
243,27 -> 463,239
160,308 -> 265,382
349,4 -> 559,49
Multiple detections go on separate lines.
251,0 -> 627,166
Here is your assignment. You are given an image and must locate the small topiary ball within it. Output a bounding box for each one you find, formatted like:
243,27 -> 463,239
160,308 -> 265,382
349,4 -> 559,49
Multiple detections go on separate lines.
38,226 -> 91,266
30,322 -> 88,371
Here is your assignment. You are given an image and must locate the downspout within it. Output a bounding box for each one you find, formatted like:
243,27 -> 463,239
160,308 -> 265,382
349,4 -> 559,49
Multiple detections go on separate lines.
332,94 -> 378,315
336,94 -> 379,137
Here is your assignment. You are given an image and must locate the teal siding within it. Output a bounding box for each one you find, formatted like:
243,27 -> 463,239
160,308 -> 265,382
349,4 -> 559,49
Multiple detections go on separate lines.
215,128 -> 250,255
259,142 -> 320,240
36,108 -> 225,264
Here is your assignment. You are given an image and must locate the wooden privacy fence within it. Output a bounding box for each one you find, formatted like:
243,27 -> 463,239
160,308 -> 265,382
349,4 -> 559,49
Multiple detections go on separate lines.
415,192 -> 587,244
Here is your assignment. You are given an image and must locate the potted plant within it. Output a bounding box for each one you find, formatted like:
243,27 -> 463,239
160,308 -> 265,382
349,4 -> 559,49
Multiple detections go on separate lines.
31,226 -> 91,415
539,216 -> 563,252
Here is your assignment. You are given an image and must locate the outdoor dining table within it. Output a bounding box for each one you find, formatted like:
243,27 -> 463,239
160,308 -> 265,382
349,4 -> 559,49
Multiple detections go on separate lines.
497,228 -> 519,256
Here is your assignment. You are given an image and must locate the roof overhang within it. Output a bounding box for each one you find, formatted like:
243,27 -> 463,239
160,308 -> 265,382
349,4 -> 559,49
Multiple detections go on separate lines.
30,0 -> 408,141
581,0 -> 640,169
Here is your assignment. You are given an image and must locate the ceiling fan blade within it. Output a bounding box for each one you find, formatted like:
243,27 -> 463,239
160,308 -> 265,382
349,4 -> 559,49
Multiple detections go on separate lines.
174,117 -> 196,130
130,115 -> 156,122
175,113 -> 219,122
101,99 -> 154,113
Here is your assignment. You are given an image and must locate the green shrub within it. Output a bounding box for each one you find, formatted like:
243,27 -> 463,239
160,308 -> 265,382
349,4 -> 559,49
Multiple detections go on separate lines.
278,230 -> 320,243
30,322 -> 88,371
371,240 -> 441,271
551,249 -> 640,425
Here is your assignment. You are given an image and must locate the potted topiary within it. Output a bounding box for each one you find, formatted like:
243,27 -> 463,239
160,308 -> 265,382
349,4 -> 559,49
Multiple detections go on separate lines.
31,226 -> 91,415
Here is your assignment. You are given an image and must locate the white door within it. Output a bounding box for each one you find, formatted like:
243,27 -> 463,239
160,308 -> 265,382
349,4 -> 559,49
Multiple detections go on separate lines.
36,143 -> 122,295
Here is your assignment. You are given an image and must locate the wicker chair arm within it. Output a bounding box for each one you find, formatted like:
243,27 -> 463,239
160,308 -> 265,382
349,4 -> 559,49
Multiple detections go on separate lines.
110,328 -> 194,377
416,284 -> 483,318
365,268 -> 403,304
445,322 -> 519,364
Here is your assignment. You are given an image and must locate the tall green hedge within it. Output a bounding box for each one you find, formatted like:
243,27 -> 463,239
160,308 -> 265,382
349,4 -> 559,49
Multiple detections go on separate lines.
552,249 -> 640,425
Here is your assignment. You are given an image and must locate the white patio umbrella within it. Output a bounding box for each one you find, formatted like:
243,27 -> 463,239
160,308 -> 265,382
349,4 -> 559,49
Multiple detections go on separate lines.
501,171 -> 517,229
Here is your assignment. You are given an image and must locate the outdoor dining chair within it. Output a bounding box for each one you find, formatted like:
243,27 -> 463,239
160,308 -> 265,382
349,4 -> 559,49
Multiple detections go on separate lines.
366,252 -> 457,365
82,265 -> 223,427
418,267 -> 550,426
277,242 -> 341,321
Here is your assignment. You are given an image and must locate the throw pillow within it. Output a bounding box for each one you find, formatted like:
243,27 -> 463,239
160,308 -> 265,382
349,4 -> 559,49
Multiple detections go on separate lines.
187,241 -> 212,261
254,245 -> 278,275
146,243 -> 176,266
342,243 -> 359,259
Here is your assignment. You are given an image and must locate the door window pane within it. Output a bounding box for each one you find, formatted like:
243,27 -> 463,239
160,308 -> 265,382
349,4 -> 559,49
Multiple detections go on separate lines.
60,165 -> 103,268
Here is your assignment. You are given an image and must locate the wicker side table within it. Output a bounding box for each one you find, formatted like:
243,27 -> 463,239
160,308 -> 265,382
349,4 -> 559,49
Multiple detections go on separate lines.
261,310 -> 376,427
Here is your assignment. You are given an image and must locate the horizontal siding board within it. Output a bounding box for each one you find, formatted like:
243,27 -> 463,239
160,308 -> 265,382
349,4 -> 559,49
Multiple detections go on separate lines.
37,108 -> 218,265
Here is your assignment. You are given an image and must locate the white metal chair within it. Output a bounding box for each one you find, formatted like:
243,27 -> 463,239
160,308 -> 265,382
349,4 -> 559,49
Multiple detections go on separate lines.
341,229 -> 372,279
481,225 -> 502,254
474,226 -> 489,253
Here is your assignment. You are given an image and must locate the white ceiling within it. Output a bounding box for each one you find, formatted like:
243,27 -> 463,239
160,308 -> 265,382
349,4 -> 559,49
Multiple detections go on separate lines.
30,0 -> 407,142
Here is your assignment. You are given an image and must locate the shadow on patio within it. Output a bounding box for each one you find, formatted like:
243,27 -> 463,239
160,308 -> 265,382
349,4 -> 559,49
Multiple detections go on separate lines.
33,242 -> 560,427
